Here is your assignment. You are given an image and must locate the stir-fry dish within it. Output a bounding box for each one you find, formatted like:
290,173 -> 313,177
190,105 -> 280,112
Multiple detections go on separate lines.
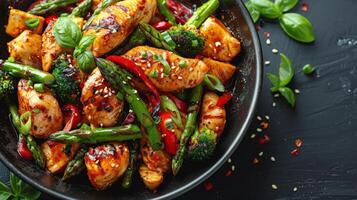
0,0 -> 241,191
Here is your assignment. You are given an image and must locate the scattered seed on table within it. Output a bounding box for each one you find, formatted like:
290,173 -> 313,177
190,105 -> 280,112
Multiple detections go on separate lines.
225,170 -> 233,177
253,158 -> 259,164
264,60 -> 271,65
272,184 -> 278,190
256,128 -> 262,132
259,152 -> 264,156
264,31 -> 271,38
228,158 -> 232,163
294,89 -> 300,94
290,148 -> 301,156
251,133 -> 256,139
272,102 -> 276,107
231,165 -> 236,171
204,181 -> 214,191
265,115 -> 270,120
270,156 -> 276,162
259,134 -> 270,144
274,93 -> 280,97
293,187 -> 298,192
266,38 -> 271,45
295,138 -> 303,147
272,49 -> 279,54
257,116 -> 262,121
260,121 -> 269,129
301,2 -> 309,12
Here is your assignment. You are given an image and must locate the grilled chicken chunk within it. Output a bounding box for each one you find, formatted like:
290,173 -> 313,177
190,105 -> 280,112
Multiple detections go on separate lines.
41,17 -> 84,72
6,8 -> 45,37
139,164 -> 163,190
84,0 -> 157,57
124,46 -> 209,92
85,143 -> 129,190
17,79 -> 63,139
199,92 -> 226,136
41,141 -> 80,173
141,138 -> 171,174
200,17 -> 241,62
7,30 -> 42,68
203,58 -> 236,83
81,68 -> 124,127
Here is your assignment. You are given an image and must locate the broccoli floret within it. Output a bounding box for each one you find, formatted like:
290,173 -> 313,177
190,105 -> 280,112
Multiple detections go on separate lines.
51,55 -> 81,105
187,128 -> 217,161
0,70 -> 16,101
168,26 -> 205,58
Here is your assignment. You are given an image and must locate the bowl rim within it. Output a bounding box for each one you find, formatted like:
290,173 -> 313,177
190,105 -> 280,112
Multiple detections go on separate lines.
0,0 -> 262,199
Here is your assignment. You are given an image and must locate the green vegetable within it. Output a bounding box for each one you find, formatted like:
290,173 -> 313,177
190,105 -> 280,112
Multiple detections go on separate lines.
96,58 -> 163,150
266,73 -> 280,92
69,0 -> 92,17
0,70 -> 16,101
73,35 -> 96,57
157,0 -> 177,25
186,0 -> 219,27
302,64 -> 315,75
121,142 -> 138,189
51,54 -> 81,105
34,83 -> 45,93
275,0 -> 298,12
83,0 -> 120,29
250,0 -> 282,19
161,96 -> 184,129
49,124 -> 142,143
53,16 -> 82,48
279,13 -> 315,43
76,50 -> 96,74
204,74 -> 225,92
25,134 -> 46,168
178,60 -> 187,68
153,54 -> 171,75
63,146 -> 87,180
28,0 -> 77,15
278,87 -> 295,107
278,53 -> 294,86
139,22 -> 176,52
245,1 -> 260,23
149,70 -> 158,78
172,84 -> 203,175
2,61 -> 55,85
0,173 -> 41,200
188,128 -> 217,161
113,28 -> 147,55
25,18 -> 40,29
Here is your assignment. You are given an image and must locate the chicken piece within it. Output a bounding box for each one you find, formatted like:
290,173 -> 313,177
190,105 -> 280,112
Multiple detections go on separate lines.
199,92 -> 226,136
203,58 -> 236,83
41,17 -> 84,72
81,68 -> 123,127
139,165 -> 163,190
6,8 -> 45,37
124,46 -> 209,92
141,138 -> 171,174
85,143 -> 129,190
7,30 -> 42,68
84,0 -> 157,57
41,141 -> 80,173
200,17 -> 241,62
17,79 -> 63,139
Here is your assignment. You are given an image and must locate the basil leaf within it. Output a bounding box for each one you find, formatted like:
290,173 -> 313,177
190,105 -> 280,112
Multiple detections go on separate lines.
53,17 -> 82,48
0,181 -> 12,200
74,35 -> 96,57
77,50 -> 96,74
266,73 -> 280,92
275,0 -> 298,12
278,87 -> 295,107
10,173 -> 22,196
279,13 -> 315,43
25,18 -> 40,29
278,53 -> 294,86
302,64 -> 315,75
245,1 -> 260,23
250,0 -> 282,19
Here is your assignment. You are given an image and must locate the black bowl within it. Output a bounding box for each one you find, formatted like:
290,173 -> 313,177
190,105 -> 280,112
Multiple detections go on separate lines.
0,0 -> 262,199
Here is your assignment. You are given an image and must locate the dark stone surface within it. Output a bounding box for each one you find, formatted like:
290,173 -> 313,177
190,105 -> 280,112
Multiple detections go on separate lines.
2,0 -> 357,199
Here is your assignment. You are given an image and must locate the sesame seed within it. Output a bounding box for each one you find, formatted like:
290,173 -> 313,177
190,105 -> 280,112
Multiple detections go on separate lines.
274,93 -> 280,97
266,38 -> 271,45
122,81 -> 127,84
189,67 -> 194,72
178,76 -> 183,80
259,152 -> 264,156
250,133 -> 256,139
111,163 -> 115,167
293,187 -> 298,192
294,89 -> 300,94
270,156 -> 276,162
272,184 -> 278,190
272,49 -> 279,54
265,115 -> 270,120
256,128 -> 262,132
257,116 -> 262,121
231,165 -> 235,171
228,158 -> 232,163
272,102 -> 276,107
264,61 -> 271,65
215,41 -> 222,47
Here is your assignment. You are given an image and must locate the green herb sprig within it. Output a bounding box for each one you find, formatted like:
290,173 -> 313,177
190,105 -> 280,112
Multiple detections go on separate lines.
0,173 -> 41,200
245,0 -> 315,43
266,53 -> 296,107
53,16 -> 96,74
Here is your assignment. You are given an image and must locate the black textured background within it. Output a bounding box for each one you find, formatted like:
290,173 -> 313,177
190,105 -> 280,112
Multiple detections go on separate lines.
2,0 -> 357,199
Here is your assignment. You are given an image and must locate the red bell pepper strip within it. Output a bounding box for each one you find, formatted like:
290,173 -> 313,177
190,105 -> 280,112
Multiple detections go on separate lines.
106,55 -> 161,108
159,111 -> 178,155
152,21 -> 172,31
17,135 -> 33,160
62,104 -> 81,131
45,14 -> 58,25
165,93 -> 188,113
216,92 -> 233,107
166,0 -> 193,24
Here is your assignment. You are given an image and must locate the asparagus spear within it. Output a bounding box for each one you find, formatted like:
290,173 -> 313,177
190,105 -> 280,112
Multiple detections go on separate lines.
62,146 -> 87,180
69,0 -> 92,17
83,0 -> 121,29
157,0 -> 177,25
138,23 -> 176,52
186,0 -> 219,28
28,0 -> 78,15
96,58 -> 163,150
113,28 -> 147,55
121,142 -> 138,189
172,84 -> 203,175
2,61 -> 55,85
25,134 -> 45,168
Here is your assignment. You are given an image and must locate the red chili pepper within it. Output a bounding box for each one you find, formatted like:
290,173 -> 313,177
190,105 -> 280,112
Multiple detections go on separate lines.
166,0 -> 193,24
152,21 -> 172,31
106,55 -> 161,108
216,92 -> 233,107
165,93 -> 188,113
17,136 -> 33,160
62,104 -> 81,131
45,15 -> 58,25
159,111 -> 178,155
